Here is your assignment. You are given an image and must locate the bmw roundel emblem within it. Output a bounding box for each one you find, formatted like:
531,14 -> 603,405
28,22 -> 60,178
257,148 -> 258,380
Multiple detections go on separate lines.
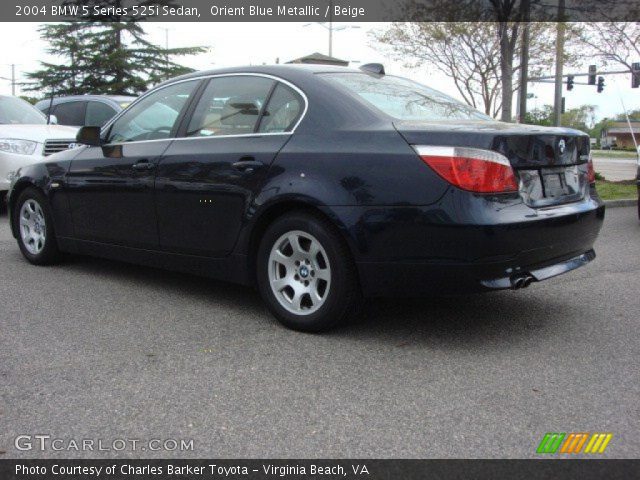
558,139 -> 566,154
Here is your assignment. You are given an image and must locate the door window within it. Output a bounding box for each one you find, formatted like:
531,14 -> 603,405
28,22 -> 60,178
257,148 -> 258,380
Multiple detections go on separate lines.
258,83 -> 304,133
185,76 -> 274,137
52,101 -> 86,126
107,80 -> 199,143
85,101 -> 117,127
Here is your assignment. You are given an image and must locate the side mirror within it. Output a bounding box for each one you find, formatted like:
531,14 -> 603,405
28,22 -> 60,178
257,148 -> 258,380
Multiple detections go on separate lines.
76,126 -> 103,147
49,114 -> 58,125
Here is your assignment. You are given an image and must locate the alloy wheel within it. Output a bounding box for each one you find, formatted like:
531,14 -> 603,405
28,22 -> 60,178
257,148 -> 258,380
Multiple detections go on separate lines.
19,199 -> 47,255
268,230 -> 331,315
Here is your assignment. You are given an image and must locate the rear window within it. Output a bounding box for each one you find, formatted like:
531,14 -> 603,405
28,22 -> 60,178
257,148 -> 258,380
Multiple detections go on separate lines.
323,73 -> 490,122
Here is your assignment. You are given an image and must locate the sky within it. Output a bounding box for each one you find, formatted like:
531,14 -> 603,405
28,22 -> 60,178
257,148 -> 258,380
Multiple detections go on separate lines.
0,22 -> 638,122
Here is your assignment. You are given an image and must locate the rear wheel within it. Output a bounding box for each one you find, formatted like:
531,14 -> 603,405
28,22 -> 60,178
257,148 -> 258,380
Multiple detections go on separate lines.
13,187 -> 62,265
257,211 -> 361,332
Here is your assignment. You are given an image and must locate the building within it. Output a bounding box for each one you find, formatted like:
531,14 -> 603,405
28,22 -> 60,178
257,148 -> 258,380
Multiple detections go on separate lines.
601,121 -> 640,149
286,52 -> 349,67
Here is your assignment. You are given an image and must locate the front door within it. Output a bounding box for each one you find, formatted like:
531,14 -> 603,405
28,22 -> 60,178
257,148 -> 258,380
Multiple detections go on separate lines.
155,76 -> 305,256
65,80 -> 201,248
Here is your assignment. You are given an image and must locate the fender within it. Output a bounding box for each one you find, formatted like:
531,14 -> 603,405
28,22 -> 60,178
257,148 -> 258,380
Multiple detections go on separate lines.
8,157 -> 75,239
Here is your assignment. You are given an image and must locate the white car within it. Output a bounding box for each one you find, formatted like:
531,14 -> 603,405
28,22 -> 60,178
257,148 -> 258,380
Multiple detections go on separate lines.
1,96 -> 78,204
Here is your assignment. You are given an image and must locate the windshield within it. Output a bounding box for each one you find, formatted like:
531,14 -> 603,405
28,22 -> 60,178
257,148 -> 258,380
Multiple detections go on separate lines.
323,73 -> 491,122
0,96 -> 47,125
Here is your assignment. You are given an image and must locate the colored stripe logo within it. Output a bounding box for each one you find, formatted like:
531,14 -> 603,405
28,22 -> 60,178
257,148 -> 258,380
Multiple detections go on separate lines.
537,433 -> 612,454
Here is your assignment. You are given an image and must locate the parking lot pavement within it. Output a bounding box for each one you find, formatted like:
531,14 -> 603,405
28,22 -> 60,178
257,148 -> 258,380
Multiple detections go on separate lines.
0,206 -> 639,459
593,157 -> 637,181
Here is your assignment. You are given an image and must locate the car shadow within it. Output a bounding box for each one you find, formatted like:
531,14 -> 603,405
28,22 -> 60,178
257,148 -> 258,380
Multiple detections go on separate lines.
338,292 -> 568,349
57,253 -> 569,348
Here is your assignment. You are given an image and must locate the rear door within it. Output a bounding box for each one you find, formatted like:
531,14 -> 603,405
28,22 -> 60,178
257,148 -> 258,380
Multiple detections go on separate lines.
155,75 -> 305,256
65,80 -> 201,248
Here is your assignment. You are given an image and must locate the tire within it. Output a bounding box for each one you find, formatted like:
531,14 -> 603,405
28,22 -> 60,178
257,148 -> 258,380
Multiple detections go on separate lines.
257,211 -> 361,332
13,187 -> 62,265
0,191 -> 6,213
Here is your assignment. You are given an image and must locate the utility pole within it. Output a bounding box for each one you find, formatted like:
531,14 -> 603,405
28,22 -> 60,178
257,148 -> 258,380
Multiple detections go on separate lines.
553,0 -> 566,127
159,27 -> 170,76
517,0 -> 530,123
11,64 -> 15,96
0,64 -> 17,96
303,4 -> 359,59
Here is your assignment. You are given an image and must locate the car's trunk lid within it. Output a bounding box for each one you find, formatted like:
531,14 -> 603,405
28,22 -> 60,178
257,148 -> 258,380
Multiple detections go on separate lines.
395,120 -> 592,207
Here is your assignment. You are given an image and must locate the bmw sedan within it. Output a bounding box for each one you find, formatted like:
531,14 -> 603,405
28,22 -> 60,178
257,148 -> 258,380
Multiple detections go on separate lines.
7,64 -> 605,332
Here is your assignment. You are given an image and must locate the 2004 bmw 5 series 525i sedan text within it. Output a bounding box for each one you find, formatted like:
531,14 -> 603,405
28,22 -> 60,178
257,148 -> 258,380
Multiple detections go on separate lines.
7,64 -> 605,332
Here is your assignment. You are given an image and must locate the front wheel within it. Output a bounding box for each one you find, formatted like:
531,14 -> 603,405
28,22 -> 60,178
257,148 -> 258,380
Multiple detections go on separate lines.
257,211 -> 361,332
13,187 -> 62,265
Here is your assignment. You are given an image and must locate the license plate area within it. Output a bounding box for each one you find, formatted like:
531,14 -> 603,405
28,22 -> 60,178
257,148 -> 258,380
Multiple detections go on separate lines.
519,165 -> 585,207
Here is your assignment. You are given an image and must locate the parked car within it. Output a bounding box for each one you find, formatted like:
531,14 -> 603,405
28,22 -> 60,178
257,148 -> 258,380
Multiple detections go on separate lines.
8,65 -> 605,331
0,95 -> 78,207
35,95 -> 136,128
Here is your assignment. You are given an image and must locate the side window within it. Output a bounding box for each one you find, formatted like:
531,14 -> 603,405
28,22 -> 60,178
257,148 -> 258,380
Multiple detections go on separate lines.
186,76 -> 274,137
52,101 -> 86,126
85,101 -> 117,127
258,83 -> 304,133
108,80 -> 199,144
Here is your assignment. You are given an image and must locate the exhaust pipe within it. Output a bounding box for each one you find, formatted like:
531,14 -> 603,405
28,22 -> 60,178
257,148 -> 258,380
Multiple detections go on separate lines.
511,273 -> 535,290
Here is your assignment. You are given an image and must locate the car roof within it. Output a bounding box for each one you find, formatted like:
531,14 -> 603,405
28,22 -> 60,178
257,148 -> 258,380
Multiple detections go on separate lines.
35,95 -> 137,108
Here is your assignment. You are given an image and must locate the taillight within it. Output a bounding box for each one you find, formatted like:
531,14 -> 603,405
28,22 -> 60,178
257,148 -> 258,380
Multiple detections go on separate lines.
414,146 -> 519,193
587,154 -> 596,184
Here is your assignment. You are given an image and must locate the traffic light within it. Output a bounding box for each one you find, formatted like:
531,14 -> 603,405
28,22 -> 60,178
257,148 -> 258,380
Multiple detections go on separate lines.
588,65 -> 597,85
632,62 -> 640,89
597,76 -> 605,93
567,75 -> 574,91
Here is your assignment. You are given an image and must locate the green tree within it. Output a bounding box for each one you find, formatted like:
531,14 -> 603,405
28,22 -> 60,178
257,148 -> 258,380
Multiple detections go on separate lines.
23,23 -> 93,96
25,21 -> 206,96
524,105 -> 554,126
525,104 -> 596,134
590,117 -> 615,146
615,109 -> 640,121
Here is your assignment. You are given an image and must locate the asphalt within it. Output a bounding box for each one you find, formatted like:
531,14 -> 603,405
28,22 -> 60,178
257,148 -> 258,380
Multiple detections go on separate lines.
592,157 -> 637,182
0,205 -> 638,459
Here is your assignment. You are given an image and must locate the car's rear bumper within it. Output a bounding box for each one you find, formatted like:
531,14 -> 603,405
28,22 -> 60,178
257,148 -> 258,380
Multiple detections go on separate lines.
326,189 -> 605,297
357,248 -> 597,296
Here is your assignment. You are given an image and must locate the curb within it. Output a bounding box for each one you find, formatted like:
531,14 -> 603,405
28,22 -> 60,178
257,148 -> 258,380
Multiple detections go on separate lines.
604,199 -> 637,208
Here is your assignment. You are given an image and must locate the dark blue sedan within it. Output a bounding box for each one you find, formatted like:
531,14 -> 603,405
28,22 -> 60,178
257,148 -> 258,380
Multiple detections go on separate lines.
8,64 -> 604,331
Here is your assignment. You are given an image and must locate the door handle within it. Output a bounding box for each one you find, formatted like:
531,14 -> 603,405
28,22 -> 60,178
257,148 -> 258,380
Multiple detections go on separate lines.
132,160 -> 155,171
232,157 -> 264,173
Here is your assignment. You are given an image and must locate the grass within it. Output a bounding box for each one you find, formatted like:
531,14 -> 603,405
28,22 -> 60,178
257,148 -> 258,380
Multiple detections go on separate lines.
595,180 -> 638,201
592,150 -> 639,159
